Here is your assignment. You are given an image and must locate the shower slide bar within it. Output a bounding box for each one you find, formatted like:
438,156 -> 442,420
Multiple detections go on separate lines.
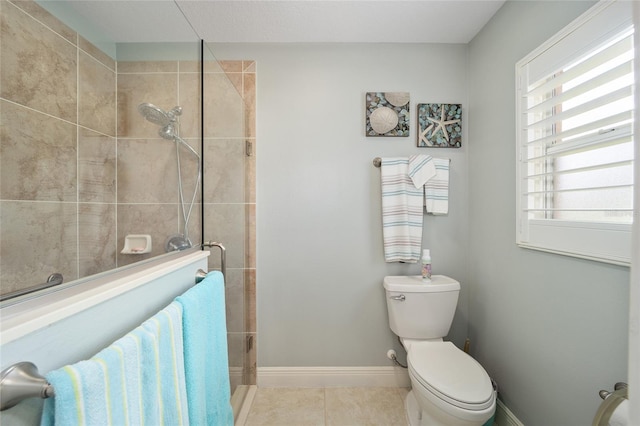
0,268 -> 214,411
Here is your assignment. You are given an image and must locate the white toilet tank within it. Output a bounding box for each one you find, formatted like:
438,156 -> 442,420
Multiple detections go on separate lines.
384,275 -> 460,339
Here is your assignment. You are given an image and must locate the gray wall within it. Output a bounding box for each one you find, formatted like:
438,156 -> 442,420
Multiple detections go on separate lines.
467,2 -> 629,425
212,3 -> 632,422
209,43 -> 470,366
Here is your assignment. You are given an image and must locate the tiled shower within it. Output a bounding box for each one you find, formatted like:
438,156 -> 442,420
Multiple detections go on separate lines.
0,0 -> 256,396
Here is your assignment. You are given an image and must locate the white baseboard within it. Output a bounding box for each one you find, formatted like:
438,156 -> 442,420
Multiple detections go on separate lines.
257,366 -> 411,388
495,399 -> 525,426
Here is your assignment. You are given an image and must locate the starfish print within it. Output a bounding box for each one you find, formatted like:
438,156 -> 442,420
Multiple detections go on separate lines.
419,123 -> 434,145
426,106 -> 461,142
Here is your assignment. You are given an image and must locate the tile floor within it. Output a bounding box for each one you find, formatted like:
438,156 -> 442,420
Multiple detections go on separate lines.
242,387 -> 409,426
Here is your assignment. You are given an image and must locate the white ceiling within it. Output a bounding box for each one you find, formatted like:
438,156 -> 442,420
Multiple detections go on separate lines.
53,0 -> 505,44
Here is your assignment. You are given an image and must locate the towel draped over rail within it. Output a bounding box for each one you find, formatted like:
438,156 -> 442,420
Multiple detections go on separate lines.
33,270 -> 233,426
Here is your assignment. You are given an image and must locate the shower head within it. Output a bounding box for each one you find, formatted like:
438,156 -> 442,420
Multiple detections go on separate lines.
138,103 -> 182,126
138,103 -> 170,126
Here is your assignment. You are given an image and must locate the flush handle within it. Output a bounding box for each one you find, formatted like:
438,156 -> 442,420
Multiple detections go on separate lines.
390,294 -> 405,301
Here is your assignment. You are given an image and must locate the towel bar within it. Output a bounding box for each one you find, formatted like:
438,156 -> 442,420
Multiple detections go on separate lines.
372,156 -> 451,167
0,362 -> 53,411
202,241 -> 226,279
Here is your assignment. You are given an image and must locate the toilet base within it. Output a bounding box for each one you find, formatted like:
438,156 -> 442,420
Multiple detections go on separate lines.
405,389 -> 495,426
405,390 -> 422,426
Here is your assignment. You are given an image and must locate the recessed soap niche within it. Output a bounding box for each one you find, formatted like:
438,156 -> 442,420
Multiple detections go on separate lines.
121,234 -> 152,254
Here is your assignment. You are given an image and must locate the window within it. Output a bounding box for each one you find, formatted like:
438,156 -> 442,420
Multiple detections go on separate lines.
516,0 -> 634,265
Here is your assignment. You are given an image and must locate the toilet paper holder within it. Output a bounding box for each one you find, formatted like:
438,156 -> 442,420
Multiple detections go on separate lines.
599,382 -> 627,400
593,382 -> 628,426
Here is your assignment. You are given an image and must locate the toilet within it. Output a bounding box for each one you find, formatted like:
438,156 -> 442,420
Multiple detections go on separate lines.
383,275 -> 496,426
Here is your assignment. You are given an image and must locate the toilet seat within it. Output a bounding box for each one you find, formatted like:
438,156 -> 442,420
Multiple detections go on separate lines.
407,341 -> 494,411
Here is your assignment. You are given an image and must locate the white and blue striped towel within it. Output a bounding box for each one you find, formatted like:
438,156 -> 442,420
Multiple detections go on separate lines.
41,302 -> 189,426
408,154 -> 436,189
380,157 -> 431,263
425,158 -> 450,215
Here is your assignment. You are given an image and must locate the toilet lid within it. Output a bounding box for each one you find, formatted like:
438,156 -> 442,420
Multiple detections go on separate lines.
407,341 -> 494,410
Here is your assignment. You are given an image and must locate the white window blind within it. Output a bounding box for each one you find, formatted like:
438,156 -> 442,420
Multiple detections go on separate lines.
516,0 -> 634,265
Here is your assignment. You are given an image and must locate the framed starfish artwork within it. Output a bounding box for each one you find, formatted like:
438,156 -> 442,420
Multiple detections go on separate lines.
365,92 -> 410,137
417,103 -> 462,148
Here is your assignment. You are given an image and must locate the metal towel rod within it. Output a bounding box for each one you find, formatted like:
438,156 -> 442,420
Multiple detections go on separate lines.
373,156 -> 451,167
0,362 -> 53,411
0,268 -> 216,411
202,241 -> 226,279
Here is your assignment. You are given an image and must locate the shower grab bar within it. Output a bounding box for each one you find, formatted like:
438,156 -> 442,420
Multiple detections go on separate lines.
202,241 -> 226,279
0,268 -> 213,411
0,273 -> 63,302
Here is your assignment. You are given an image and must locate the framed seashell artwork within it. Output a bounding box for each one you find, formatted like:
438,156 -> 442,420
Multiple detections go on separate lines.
417,103 -> 462,148
365,92 -> 410,137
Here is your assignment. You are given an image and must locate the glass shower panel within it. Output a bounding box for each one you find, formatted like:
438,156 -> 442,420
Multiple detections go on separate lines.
201,43 -> 256,401
0,0 -> 202,301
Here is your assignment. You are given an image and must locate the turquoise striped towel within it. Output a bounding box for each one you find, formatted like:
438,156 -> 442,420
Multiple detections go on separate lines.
425,158 -> 450,215
381,157 -> 427,263
41,302 -> 189,426
176,270 -> 233,426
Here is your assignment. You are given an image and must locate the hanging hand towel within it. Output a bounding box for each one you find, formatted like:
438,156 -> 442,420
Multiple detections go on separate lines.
380,157 -> 425,263
407,154 -> 436,189
176,271 -> 234,426
41,302 -> 189,426
425,158 -> 450,215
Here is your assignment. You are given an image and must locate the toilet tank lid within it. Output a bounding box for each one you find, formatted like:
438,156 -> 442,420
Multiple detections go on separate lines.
383,275 -> 460,293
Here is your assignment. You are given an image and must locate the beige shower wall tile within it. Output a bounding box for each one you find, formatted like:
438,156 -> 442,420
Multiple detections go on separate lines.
244,72 -> 256,138
224,268 -> 245,333
78,128 -> 116,203
117,73 -> 178,138
227,333 -> 246,369
186,202 -> 202,247
78,203 -> 116,278
204,60 -> 224,73
8,0 -> 76,43
245,140 -> 256,204
79,35 -> 115,71
204,203 -> 245,269
0,201 -> 78,295
117,61 -> 178,73
204,73 -> 244,138
1,100 -> 77,201
243,61 -> 256,72
246,203 -> 256,268
219,60 -> 243,73
203,139 -> 245,203
178,73 -> 202,139
117,138 -> 179,203
245,332 -> 256,385
79,51 -> 116,136
116,203 -> 180,267
179,60 -> 200,73
245,269 -> 256,333
1,0 -> 77,121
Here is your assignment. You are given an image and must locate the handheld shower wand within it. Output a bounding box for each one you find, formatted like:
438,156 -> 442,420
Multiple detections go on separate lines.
137,103 -> 201,252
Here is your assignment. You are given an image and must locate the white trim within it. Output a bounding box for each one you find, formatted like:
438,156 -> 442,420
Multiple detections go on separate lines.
257,366 -> 411,388
495,399 -> 525,426
629,1 -> 640,424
